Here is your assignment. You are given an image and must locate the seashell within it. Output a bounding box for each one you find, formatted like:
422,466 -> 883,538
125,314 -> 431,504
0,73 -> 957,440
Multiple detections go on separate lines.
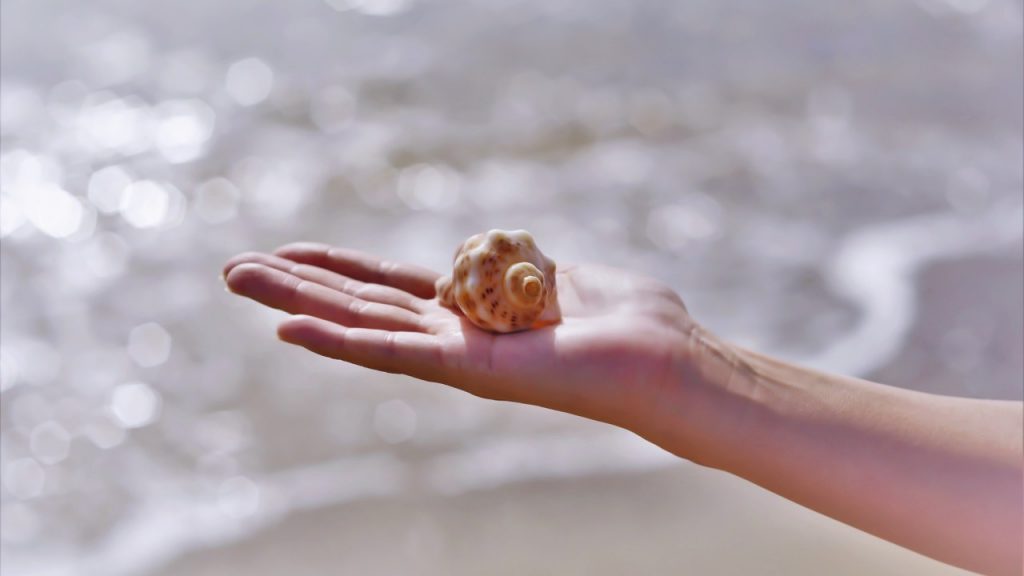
435,229 -> 561,333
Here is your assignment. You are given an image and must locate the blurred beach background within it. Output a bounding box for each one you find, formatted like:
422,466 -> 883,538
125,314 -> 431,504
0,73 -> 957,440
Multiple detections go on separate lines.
1,0 -> 1022,574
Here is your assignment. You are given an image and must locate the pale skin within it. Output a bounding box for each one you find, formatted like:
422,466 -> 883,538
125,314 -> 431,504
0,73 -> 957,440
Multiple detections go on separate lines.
223,243 -> 1023,575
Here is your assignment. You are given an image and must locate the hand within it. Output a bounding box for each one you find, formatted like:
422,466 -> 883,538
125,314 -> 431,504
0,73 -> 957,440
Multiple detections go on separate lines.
222,243 -> 703,429
223,243 -> 1024,575
225,242 -> 1023,575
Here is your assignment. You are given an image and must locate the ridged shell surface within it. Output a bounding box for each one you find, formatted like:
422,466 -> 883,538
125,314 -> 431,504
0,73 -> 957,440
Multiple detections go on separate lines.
436,229 -> 561,333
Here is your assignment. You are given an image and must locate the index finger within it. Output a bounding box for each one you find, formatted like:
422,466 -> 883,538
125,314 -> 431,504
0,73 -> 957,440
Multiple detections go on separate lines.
274,242 -> 441,299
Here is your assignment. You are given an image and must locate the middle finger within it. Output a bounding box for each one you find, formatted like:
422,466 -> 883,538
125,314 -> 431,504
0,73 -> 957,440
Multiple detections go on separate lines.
225,263 -> 426,333
225,252 -> 426,313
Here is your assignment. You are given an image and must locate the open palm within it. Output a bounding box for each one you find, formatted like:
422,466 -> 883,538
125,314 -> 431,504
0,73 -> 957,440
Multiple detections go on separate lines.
224,243 -> 700,428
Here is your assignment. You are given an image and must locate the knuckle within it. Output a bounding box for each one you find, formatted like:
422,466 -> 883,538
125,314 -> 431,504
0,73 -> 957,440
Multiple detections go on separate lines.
287,277 -> 310,300
347,297 -> 367,316
381,332 -> 398,357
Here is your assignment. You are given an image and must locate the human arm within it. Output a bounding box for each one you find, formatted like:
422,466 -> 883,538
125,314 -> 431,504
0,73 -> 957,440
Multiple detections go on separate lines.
652,335 -> 1023,576
222,244 -> 1023,575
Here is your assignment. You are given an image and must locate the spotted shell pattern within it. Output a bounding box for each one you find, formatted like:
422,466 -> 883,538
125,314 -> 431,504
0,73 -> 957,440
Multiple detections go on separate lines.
435,230 -> 561,333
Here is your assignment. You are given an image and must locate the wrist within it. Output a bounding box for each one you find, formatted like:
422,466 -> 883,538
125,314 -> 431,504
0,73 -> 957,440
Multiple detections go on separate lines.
636,324 -> 768,471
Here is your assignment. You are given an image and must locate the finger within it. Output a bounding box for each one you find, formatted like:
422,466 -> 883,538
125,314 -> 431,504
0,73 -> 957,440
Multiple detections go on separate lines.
224,252 -> 425,312
226,263 -> 424,332
278,315 -> 448,382
274,242 -> 441,299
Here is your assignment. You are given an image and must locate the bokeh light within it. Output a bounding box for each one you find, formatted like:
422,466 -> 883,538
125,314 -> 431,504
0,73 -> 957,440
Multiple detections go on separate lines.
372,399 -> 418,444
119,180 -> 174,228
109,382 -> 163,429
225,58 -> 274,107
29,422 -> 71,465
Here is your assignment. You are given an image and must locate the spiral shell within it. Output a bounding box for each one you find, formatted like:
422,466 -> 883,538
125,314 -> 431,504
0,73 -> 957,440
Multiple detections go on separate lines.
435,229 -> 561,333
